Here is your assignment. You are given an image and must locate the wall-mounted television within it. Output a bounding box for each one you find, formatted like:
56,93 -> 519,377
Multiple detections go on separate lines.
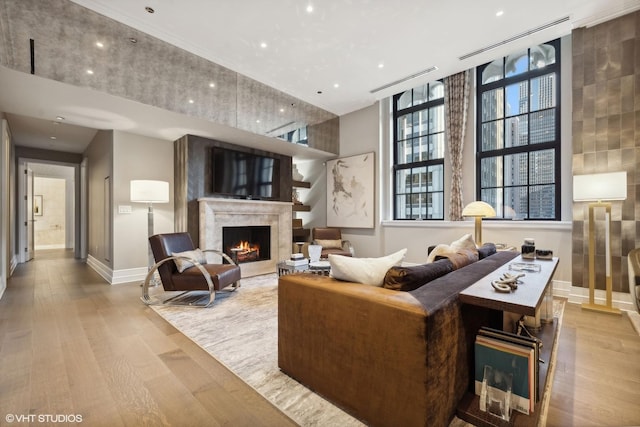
211,147 -> 281,200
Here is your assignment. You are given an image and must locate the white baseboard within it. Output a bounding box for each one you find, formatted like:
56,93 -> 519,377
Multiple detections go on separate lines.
112,267 -> 147,285
35,244 -> 66,250
9,255 -> 18,276
86,255 -> 147,285
86,255 -> 113,284
552,279 -> 635,312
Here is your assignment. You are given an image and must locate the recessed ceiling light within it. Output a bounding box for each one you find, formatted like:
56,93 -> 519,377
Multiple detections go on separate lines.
50,136 -> 57,140
496,10 -> 504,17
86,69 -> 94,75
145,6 -> 155,13
306,4 -> 313,13
256,120 -> 261,123
260,42 -> 268,48
188,99 -> 194,104
378,63 -> 384,68
209,82 -> 215,88
333,83 -> 339,88
279,108 -> 285,113
95,41 -> 104,48
55,116 -> 65,121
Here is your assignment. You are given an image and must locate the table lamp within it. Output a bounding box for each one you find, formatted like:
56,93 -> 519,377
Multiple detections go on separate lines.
573,171 -> 626,314
131,180 -> 170,275
462,201 -> 496,246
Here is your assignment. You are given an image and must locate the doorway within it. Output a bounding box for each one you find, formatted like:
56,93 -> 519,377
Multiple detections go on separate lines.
19,161 -> 78,261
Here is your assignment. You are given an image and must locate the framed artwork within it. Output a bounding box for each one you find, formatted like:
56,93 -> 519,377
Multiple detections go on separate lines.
326,152 -> 375,228
34,195 -> 43,216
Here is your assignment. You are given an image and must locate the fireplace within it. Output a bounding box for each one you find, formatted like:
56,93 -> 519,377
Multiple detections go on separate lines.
222,226 -> 271,264
199,198 -> 292,278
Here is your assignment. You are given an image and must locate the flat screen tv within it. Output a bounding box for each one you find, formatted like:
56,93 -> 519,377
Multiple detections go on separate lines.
212,147 -> 280,200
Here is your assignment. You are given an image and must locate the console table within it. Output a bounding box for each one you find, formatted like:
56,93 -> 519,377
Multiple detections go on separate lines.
457,255 -> 559,427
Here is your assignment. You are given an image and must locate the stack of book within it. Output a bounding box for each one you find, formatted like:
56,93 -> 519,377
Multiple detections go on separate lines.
474,326 -> 540,416
285,253 -> 308,267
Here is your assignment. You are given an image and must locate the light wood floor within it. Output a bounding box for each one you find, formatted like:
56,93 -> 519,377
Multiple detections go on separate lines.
0,250 -> 297,427
1,250 -> 639,426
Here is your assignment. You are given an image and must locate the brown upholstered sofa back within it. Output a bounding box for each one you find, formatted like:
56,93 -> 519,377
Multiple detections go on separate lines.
278,252 -> 514,427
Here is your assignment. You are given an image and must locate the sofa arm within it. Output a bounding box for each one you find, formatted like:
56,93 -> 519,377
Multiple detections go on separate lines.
278,274 -> 439,426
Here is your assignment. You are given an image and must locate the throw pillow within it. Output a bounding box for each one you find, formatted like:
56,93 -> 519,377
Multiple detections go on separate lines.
426,233 -> 477,263
172,248 -> 207,273
437,248 -> 479,269
383,259 -> 454,291
314,239 -> 343,249
329,248 -> 407,286
478,242 -> 497,259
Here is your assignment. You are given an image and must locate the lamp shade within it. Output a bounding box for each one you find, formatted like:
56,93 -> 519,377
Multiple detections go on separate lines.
462,201 -> 496,218
130,180 -> 170,203
573,172 -> 627,202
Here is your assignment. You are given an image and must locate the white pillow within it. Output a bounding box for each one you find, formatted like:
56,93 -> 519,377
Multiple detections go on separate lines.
427,234 -> 477,263
172,248 -> 206,273
329,248 -> 407,286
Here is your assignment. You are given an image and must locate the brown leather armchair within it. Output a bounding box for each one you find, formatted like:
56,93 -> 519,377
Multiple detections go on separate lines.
311,227 -> 353,258
141,232 -> 241,307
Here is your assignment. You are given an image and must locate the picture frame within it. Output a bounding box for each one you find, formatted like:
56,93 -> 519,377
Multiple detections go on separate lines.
34,195 -> 43,216
326,152 -> 375,228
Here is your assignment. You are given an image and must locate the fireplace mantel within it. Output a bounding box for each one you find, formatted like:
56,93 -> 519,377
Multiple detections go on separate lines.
198,198 -> 292,277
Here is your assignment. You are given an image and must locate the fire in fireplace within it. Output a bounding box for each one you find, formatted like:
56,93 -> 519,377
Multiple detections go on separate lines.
222,226 -> 271,264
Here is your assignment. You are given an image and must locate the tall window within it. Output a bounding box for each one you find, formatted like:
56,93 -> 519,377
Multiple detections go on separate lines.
392,82 -> 445,219
476,39 -> 561,220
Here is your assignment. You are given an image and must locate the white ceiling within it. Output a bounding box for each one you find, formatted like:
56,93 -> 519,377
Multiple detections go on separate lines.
2,0 -> 639,156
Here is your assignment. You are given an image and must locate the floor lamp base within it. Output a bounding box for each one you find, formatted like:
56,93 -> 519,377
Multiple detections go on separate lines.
581,302 -> 621,315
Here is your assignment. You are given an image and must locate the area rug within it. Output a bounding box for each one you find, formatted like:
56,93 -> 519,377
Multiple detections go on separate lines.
151,274 -> 564,426
152,273 -> 363,426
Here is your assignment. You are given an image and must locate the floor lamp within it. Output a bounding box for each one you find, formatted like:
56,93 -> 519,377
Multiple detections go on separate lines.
461,201 -> 496,246
131,180 -> 170,284
573,171 -> 627,315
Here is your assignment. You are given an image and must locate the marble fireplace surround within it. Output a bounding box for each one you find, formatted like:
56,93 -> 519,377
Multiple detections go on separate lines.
199,198 -> 292,277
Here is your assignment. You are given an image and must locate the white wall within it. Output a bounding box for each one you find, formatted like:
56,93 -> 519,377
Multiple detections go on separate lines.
112,131 -> 173,272
0,118 -> 10,299
336,103 -> 385,258
84,130 -> 113,266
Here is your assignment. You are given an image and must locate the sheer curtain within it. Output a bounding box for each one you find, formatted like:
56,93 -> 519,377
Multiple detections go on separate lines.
444,70 -> 470,221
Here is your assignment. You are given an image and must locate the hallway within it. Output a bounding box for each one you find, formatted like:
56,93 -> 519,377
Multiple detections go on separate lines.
0,250 -> 296,426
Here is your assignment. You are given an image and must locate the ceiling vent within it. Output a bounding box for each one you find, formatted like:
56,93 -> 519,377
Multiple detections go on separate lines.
370,66 -> 438,94
458,16 -> 570,61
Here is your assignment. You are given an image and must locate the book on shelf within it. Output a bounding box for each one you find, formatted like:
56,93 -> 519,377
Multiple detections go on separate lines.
474,327 -> 540,415
478,327 -> 540,402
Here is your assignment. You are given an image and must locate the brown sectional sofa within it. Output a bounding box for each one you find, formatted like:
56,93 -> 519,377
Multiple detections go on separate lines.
278,250 -> 519,427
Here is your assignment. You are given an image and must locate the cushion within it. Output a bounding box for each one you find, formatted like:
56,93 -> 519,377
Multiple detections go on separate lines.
478,243 -> 497,259
172,248 -> 206,273
435,248 -> 478,269
329,248 -> 407,286
383,259 -> 454,291
426,233 -> 477,263
314,239 -> 343,249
